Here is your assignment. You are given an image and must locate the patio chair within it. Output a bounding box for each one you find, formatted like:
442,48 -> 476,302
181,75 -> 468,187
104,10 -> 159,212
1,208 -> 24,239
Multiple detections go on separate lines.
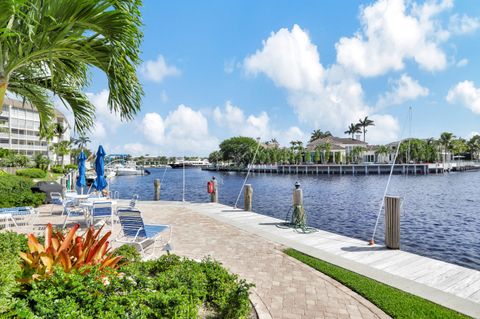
90,201 -> 114,227
62,200 -> 86,228
0,206 -> 37,230
49,192 -> 64,214
129,194 -> 139,208
115,207 -> 172,258
116,194 -> 139,212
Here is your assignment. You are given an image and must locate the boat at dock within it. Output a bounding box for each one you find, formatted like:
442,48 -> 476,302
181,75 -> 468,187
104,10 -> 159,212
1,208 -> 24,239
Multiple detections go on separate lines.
113,161 -> 149,176
169,159 -> 210,169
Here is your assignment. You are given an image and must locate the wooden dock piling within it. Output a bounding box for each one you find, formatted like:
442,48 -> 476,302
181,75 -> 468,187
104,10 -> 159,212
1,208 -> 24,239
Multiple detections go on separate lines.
385,196 -> 401,249
210,178 -> 218,203
154,179 -> 161,200
244,184 -> 253,211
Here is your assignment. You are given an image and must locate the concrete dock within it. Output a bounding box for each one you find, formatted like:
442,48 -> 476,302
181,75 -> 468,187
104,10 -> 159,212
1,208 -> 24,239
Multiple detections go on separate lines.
184,202 -> 480,318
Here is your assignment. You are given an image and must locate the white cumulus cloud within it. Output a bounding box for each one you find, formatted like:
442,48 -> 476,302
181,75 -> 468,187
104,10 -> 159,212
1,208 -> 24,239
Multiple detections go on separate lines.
378,74 -> 429,107
446,80 -> 480,114
449,14 -> 480,34
335,0 -> 451,77
243,24 -> 399,143
367,114 -> 401,144
140,55 -> 180,83
142,112 -> 165,145
141,105 -> 218,155
212,101 -> 306,145
244,24 -> 323,93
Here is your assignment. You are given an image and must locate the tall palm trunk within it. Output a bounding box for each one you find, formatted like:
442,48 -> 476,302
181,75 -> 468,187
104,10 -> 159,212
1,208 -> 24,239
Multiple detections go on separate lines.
363,128 -> 366,142
0,77 -> 8,107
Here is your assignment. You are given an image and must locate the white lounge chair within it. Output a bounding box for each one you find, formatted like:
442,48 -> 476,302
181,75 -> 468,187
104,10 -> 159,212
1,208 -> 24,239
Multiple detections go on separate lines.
0,206 -> 37,230
62,200 -> 86,228
115,207 -> 172,258
90,201 -> 114,227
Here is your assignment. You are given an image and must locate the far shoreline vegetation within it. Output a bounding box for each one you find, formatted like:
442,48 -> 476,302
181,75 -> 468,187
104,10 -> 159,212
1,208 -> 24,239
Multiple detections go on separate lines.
208,129 -> 480,168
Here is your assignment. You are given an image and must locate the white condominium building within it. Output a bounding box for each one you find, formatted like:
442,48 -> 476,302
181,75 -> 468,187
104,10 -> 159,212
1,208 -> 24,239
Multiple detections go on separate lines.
0,97 -> 71,165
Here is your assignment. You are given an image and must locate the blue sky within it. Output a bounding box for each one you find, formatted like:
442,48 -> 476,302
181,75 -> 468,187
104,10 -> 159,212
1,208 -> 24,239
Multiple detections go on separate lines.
79,0 -> 480,156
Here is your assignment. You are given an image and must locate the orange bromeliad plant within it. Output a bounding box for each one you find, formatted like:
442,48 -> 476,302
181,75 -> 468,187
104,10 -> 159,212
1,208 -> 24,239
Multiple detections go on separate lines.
19,223 -> 123,281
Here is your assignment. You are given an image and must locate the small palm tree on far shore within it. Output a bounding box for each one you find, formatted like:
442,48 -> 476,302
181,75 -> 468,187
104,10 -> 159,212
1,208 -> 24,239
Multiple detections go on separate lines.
344,123 -> 361,139
357,117 -> 375,142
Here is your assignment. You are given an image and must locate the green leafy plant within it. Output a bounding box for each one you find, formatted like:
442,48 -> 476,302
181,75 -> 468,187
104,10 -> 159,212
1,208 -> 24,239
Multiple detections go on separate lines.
0,174 -> 45,208
50,165 -> 65,174
112,244 -> 141,263
19,224 -> 123,282
15,168 -> 47,179
64,164 -> 78,171
0,232 -> 27,314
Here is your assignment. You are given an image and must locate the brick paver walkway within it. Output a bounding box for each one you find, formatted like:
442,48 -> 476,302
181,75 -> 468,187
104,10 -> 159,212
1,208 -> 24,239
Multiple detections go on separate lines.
138,202 -> 389,319
31,202 -> 389,319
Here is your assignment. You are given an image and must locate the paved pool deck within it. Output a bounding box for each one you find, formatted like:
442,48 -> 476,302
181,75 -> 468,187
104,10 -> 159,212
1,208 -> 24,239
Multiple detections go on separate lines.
179,201 -> 480,318
26,200 -> 480,318
33,201 -> 389,319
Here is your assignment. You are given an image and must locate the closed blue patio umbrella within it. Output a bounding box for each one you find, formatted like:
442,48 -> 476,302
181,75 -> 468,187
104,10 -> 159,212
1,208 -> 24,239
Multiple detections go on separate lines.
92,145 -> 108,192
76,151 -> 87,194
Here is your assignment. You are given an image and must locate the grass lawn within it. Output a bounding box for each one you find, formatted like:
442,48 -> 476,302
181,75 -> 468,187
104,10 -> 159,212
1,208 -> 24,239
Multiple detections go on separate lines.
284,248 -> 469,319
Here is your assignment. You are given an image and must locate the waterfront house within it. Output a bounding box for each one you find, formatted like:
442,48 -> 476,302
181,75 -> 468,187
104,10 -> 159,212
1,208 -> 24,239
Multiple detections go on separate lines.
306,136 -> 369,163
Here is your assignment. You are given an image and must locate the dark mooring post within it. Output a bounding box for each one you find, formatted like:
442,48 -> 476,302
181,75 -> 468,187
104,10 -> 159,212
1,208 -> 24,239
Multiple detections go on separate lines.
385,196 -> 400,249
244,184 -> 253,211
210,176 -> 218,203
154,179 -> 161,201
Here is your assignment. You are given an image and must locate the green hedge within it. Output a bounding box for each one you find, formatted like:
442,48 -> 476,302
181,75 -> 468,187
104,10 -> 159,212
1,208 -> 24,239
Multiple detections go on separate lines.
0,175 -> 45,208
0,232 -> 27,314
64,164 -> 77,171
15,168 -> 47,179
50,166 -> 65,174
0,242 -> 253,318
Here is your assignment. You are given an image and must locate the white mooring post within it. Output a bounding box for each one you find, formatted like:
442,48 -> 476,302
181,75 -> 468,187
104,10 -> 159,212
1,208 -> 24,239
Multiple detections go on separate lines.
385,196 -> 401,249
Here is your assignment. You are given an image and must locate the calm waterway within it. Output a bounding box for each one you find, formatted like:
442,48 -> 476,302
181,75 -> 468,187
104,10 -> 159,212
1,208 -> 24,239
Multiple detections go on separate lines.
109,167 -> 480,271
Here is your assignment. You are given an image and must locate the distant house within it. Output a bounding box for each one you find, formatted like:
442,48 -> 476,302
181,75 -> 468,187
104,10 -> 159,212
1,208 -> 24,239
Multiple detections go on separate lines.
306,136 -> 370,163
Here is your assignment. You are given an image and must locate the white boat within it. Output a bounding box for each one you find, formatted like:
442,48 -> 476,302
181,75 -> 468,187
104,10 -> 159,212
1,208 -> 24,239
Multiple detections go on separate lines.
169,159 -> 210,168
113,161 -> 147,176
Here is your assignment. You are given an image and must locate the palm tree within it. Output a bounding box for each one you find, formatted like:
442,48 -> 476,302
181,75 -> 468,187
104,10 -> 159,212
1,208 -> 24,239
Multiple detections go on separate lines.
344,123 -> 362,139
0,0 -> 143,132
39,123 -> 56,169
468,135 -> 480,160
73,135 -> 91,149
357,117 -> 375,142
310,129 -> 332,142
375,145 -> 390,163
51,140 -> 72,167
440,132 -> 455,162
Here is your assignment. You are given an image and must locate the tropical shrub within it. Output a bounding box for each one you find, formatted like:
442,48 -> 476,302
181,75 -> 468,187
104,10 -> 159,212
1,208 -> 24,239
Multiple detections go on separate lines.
12,254 -> 253,318
112,244 -> 141,262
64,164 -> 77,171
50,165 -> 65,174
33,154 -> 50,171
19,224 -> 123,282
0,232 -> 27,314
16,168 -> 47,179
0,175 -> 45,208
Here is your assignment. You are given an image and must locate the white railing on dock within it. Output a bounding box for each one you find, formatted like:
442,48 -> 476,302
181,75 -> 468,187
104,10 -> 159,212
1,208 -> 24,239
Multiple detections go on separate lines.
247,164 -> 278,170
